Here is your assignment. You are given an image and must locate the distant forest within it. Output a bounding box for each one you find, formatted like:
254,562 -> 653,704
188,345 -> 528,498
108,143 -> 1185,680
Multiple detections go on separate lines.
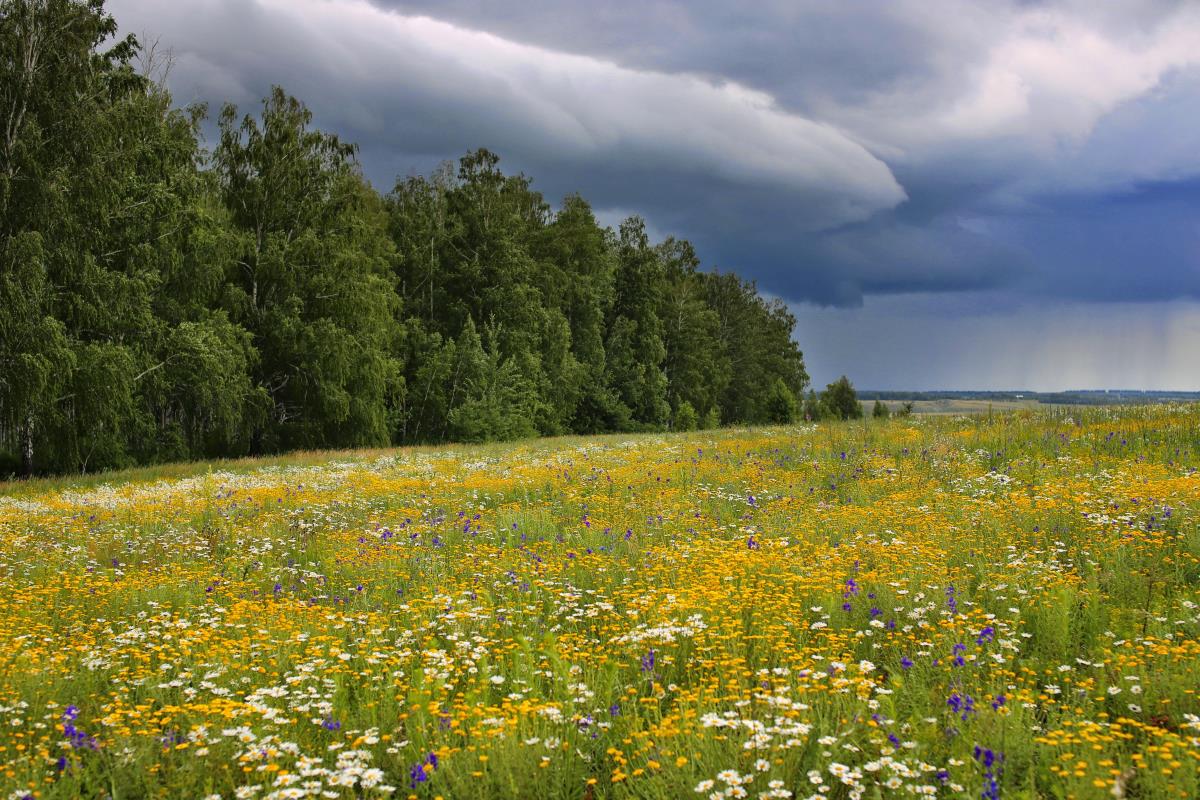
0,0 -> 808,476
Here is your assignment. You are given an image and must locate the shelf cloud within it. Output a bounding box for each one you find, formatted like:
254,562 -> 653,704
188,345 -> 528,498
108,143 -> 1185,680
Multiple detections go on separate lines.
108,0 -> 1200,387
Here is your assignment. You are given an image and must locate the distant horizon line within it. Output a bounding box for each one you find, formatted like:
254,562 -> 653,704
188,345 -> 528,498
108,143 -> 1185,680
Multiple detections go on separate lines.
854,388 -> 1200,395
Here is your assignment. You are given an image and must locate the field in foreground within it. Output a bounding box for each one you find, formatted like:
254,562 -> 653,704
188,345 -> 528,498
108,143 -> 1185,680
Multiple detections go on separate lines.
1,408 -> 1199,800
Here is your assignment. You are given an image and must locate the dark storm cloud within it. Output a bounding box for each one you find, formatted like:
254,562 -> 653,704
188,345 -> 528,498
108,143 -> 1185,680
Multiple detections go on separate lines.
1001,180 -> 1200,304
107,0 -> 1200,320
112,0 -> 903,218
363,0 -> 948,109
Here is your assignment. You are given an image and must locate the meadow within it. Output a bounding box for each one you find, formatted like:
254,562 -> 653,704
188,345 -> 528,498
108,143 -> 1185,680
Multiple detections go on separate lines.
1,407 -> 1198,800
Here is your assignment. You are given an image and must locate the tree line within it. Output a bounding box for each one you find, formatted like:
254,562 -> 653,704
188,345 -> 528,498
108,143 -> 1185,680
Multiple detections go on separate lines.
0,0 -> 813,476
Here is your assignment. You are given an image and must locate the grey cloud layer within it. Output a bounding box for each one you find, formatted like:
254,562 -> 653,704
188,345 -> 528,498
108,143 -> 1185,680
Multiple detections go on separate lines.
109,0 -> 1200,312
117,0 -> 904,231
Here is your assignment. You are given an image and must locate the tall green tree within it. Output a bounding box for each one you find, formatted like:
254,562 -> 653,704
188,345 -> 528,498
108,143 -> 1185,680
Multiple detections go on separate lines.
657,237 -> 728,422
0,0 -> 137,474
606,217 -> 669,428
0,233 -> 72,474
533,194 -> 622,433
215,87 -> 401,452
704,271 -> 808,424
821,375 -> 863,420
388,150 -> 569,439
103,70 -> 264,464
1,0 -> 250,472
802,389 -> 823,421
765,378 -> 799,424
447,317 -> 538,442
386,164 -> 455,330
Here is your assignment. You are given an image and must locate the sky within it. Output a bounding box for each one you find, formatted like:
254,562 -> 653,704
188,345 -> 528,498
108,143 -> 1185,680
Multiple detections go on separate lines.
108,0 -> 1200,390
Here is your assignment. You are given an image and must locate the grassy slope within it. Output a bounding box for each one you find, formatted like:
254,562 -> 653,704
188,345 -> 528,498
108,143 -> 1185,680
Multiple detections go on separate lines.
0,406 -> 1198,799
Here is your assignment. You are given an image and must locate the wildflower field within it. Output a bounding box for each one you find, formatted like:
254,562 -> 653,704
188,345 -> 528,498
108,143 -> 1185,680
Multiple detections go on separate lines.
1,407 -> 1199,800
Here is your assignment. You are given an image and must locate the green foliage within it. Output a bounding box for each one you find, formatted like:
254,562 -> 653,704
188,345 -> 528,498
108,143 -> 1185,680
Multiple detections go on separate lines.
0,0 -> 816,476
606,218 -> 670,428
0,233 -> 73,475
821,375 -> 863,420
0,0 -> 210,473
142,313 -> 265,460
802,390 -> 823,422
764,378 -> 798,424
658,239 -> 727,423
534,195 -> 623,434
704,271 -> 808,424
392,319 -> 455,443
872,398 -> 890,419
446,318 -> 538,443
214,87 -> 402,452
673,400 -> 698,432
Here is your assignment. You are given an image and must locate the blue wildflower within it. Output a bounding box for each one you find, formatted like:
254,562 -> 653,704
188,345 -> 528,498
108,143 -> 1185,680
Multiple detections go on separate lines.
409,752 -> 439,788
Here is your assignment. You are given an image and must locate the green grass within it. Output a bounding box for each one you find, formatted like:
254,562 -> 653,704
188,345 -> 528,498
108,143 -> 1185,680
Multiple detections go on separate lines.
0,406 -> 1197,799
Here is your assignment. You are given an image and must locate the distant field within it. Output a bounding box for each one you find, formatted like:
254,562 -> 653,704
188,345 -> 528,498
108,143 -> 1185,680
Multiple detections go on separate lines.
871,393 -> 1200,417
888,398 -> 1045,415
1,406 -> 1199,799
